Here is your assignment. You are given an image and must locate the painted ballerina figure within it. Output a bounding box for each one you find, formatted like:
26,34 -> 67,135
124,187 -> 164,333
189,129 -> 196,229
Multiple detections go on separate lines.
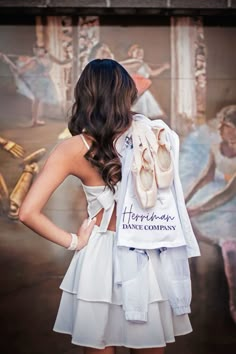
0,45 -> 71,127
120,44 -> 170,119
180,106 -> 236,322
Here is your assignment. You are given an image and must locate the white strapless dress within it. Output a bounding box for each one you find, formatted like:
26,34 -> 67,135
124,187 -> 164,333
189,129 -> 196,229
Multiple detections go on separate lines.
53,183 -> 192,349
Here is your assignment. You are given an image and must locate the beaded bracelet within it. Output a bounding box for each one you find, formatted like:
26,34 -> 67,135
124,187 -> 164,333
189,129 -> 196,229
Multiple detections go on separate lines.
67,233 -> 78,251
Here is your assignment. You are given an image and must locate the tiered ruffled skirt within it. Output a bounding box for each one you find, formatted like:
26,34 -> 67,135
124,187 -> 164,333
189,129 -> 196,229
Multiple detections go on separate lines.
53,226 -> 192,349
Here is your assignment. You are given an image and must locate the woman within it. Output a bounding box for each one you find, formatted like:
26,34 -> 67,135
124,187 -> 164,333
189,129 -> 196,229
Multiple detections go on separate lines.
181,107 -> 236,322
0,45 -> 70,126
184,108 -> 236,217
19,59 -> 194,353
88,42 -> 115,61
120,44 -> 170,120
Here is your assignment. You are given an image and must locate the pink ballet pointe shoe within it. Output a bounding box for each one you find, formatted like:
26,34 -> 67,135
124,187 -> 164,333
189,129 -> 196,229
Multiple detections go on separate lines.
132,124 -> 157,209
133,147 -> 157,209
153,127 -> 174,189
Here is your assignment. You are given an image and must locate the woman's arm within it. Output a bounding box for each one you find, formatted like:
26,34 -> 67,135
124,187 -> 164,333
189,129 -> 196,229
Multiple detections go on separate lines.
48,53 -> 72,65
19,138 -> 96,250
146,62 -> 170,77
0,52 -> 19,71
120,58 -> 143,73
188,172 -> 236,216
185,152 -> 216,203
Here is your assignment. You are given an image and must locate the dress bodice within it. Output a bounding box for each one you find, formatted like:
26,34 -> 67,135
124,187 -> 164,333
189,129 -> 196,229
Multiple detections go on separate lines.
23,56 -> 52,77
211,143 -> 236,177
81,182 -> 120,232
137,62 -> 150,79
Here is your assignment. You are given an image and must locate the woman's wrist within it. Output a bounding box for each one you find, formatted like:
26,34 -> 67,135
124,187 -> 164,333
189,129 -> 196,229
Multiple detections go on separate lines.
66,217 -> 96,251
66,232 -> 87,251
67,233 -> 79,251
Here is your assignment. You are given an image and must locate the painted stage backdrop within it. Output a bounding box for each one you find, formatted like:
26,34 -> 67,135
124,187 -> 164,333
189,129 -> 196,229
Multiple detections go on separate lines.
0,16 -> 236,323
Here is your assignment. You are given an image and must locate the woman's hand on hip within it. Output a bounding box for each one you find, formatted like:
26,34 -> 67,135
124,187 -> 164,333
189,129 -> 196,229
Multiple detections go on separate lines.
77,217 -> 97,250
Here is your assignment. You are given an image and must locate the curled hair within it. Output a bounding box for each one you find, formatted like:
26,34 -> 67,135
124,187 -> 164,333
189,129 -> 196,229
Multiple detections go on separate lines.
68,59 -> 138,192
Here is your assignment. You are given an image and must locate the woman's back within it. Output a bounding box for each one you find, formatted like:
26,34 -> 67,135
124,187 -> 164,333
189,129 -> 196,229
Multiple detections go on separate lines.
77,134 -> 118,231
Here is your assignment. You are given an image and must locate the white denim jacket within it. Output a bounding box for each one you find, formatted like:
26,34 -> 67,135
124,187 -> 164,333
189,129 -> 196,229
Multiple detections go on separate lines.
114,114 -> 200,322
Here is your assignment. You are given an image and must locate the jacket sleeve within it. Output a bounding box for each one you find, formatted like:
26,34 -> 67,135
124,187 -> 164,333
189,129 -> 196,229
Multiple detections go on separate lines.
170,130 -> 201,258
159,246 -> 192,315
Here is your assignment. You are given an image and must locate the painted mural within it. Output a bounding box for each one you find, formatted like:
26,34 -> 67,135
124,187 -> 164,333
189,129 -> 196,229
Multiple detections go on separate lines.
0,15 -> 236,325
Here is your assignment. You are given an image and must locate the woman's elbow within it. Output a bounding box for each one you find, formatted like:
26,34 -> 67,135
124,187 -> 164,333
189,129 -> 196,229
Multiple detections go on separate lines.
18,204 -> 36,224
18,206 -> 31,223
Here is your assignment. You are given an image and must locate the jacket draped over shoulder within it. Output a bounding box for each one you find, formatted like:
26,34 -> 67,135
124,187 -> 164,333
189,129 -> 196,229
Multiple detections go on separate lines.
113,114 -> 200,323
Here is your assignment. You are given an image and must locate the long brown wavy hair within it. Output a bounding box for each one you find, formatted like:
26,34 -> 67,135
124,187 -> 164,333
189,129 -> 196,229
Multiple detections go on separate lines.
68,59 -> 138,192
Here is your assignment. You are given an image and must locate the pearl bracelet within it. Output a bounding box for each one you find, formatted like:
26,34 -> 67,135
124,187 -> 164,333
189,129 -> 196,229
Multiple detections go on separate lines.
67,233 -> 78,251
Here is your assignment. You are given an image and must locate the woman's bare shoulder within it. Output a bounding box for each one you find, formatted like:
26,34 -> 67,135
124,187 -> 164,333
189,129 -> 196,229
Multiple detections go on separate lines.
53,135 -> 84,155
47,135 -> 85,166
41,135 -> 86,178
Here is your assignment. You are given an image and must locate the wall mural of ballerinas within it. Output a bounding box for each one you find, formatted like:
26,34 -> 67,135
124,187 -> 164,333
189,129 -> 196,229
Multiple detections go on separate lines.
1,14 -> 236,334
